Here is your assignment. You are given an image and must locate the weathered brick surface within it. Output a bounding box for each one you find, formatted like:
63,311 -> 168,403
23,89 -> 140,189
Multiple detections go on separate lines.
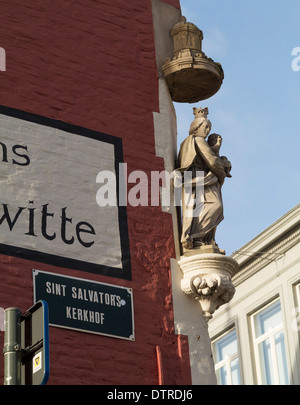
0,0 -> 190,385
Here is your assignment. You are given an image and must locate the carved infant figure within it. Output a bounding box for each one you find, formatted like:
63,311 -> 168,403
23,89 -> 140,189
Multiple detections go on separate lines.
207,133 -> 232,178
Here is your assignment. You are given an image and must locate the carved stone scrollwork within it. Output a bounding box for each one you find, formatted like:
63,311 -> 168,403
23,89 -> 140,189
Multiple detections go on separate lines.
179,254 -> 238,321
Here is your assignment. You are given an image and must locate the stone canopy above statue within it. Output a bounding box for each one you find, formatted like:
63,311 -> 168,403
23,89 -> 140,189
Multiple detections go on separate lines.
162,17 -> 224,103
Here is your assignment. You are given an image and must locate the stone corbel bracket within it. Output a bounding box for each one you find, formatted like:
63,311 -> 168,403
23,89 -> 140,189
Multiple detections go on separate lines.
179,253 -> 239,321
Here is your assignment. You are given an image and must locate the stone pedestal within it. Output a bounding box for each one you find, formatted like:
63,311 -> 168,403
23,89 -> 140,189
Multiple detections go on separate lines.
178,253 -> 239,321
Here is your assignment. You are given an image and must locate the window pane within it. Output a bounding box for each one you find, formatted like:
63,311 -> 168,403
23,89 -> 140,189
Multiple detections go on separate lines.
213,329 -> 241,385
216,366 -> 227,385
230,358 -> 241,385
214,329 -> 238,362
258,338 -> 275,384
253,299 -> 290,385
275,331 -> 289,385
255,300 -> 282,337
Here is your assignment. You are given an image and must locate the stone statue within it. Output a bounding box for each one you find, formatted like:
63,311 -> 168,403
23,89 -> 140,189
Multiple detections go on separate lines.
177,107 -> 232,255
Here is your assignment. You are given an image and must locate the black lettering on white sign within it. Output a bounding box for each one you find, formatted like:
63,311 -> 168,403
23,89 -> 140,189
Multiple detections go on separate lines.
0,106 -> 131,280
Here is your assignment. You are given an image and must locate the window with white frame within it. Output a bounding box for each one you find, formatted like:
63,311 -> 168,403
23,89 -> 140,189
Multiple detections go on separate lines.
212,328 -> 241,385
293,282 -> 300,334
251,299 -> 289,385
296,283 -> 300,305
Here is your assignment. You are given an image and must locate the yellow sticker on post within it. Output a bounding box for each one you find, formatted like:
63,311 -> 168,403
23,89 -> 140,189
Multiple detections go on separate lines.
33,351 -> 42,374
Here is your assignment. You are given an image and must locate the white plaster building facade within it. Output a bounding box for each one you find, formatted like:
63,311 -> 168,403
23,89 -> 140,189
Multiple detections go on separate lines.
208,204 -> 300,385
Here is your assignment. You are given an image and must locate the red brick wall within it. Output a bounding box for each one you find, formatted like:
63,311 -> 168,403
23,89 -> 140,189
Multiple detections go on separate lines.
0,0 -> 191,385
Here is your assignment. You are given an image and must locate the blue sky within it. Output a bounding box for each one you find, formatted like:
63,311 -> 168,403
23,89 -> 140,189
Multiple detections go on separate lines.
175,0 -> 300,255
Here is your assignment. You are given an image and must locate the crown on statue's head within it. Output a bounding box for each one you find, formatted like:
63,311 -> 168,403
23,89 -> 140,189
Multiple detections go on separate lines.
193,107 -> 209,119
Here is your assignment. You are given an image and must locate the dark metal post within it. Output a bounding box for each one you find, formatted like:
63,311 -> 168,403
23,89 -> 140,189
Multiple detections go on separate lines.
3,307 -> 22,385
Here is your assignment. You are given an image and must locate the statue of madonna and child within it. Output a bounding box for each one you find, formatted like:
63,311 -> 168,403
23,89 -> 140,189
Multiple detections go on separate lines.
176,107 -> 232,256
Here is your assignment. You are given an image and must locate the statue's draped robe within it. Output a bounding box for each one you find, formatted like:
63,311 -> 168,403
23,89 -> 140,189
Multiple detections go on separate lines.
177,135 -> 226,247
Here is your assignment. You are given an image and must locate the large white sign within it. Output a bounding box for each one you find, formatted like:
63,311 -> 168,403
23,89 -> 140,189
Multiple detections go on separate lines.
0,107 -> 131,279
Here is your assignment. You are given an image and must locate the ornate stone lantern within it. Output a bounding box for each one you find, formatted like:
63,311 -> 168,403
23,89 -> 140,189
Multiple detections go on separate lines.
162,17 -> 224,103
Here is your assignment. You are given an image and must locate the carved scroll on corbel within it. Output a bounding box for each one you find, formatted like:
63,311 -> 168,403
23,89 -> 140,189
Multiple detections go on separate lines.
179,254 -> 238,321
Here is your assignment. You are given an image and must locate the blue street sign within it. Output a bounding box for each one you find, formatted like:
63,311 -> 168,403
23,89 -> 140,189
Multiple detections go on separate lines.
33,270 -> 134,340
